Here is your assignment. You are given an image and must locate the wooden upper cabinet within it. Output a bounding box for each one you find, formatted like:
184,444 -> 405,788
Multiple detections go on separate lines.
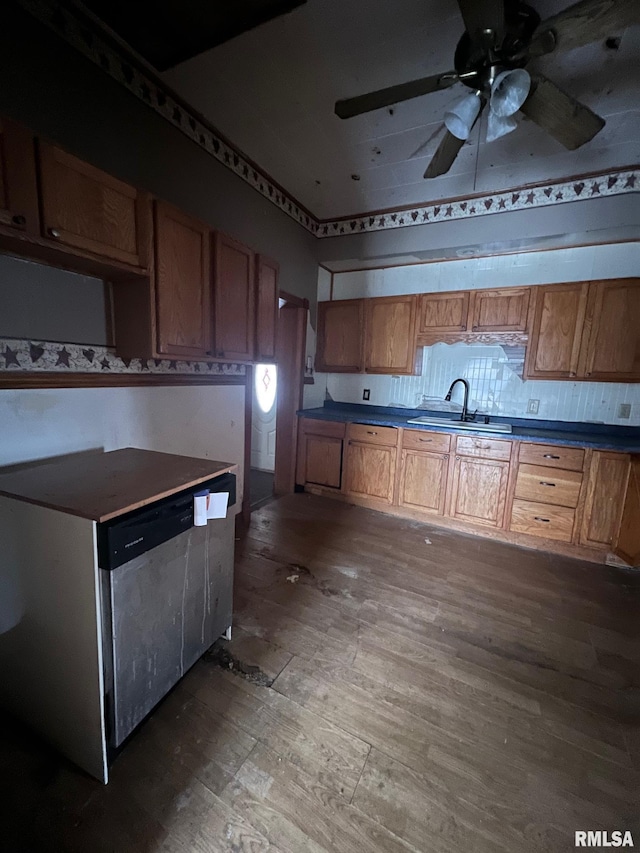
579,279 -> 640,381
525,282 -> 589,379
580,451 -> 630,549
364,295 -> 418,374
316,299 -> 364,372
469,287 -> 531,332
255,254 -> 279,362
213,233 -> 255,361
37,141 -> 149,268
0,117 -> 39,235
154,201 -> 211,359
419,291 -> 469,333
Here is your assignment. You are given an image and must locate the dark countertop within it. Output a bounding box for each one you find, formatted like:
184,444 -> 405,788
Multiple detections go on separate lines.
297,403 -> 640,453
0,448 -> 237,522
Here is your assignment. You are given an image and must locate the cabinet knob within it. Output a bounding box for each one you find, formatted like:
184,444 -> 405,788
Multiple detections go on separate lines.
569,371 -> 576,377
443,454 -> 449,460
48,227 -> 61,238
11,214 -> 26,227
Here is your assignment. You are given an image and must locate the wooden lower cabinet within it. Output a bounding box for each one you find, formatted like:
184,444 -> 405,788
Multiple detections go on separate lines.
345,440 -> 396,504
580,451 -> 630,548
303,436 -> 343,489
510,499 -> 575,542
448,456 -> 510,528
398,450 -> 449,515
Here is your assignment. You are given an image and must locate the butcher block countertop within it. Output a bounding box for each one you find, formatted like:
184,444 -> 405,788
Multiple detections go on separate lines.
0,448 -> 237,523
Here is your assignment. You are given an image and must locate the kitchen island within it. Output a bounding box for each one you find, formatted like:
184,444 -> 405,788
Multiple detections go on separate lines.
0,448 -> 237,782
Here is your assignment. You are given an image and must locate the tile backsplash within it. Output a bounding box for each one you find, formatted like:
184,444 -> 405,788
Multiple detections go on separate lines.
324,343 -> 640,425
316,242 -> 640,426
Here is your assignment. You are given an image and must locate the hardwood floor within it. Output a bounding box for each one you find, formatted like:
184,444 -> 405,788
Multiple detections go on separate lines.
1,493 -> 638,852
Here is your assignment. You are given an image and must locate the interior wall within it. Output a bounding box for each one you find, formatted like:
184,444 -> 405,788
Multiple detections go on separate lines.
0,385 -> 245,510
316,242 -> 640,426
0,4 -> 318,314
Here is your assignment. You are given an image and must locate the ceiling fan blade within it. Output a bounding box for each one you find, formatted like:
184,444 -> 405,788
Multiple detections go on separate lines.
528,0 -> 640,57
409,124 -> 447,159
423,131 -> 465,178
456,0 -> 504,45
520,74 -> 605,149
335,72 -> 458,119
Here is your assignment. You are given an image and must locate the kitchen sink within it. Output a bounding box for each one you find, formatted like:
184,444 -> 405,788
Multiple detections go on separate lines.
406,416 -> 512,434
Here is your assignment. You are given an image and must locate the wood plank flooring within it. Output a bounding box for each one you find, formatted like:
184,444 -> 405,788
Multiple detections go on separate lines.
1,493 -> 638,852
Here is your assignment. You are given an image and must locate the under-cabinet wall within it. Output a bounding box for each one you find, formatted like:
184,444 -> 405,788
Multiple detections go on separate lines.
316,243 -> 640,426
0,385 -> 245,510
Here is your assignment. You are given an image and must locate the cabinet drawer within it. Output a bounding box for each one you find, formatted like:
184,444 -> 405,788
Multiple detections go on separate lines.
455,435 -> 512,461
402,429 -> 451,453
519,443 -> 584,472
301,418 -> 346,439
348,423 -> 398,446
515,464 -> 582,508
510,499 -> 575,542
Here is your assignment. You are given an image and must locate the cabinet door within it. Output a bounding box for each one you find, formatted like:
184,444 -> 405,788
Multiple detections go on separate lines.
469,287 -> 530,332
525,282 -> 589,379
304,435 -> 343,489
580,451 -> 630,548
255,255 -> 279,362
449,456 -> 509,528
399,450 -> 449,515
345,441 -> 396,504
0,116 -> 39,235
316,300 -> 364,372
364,295 -> 418,374
155,201 -> 211,358
37,140 -> 148,268
579,279 -> 640,381
213,233 -> 255,361
615,458 -> 640,566
419,291 -> 469,333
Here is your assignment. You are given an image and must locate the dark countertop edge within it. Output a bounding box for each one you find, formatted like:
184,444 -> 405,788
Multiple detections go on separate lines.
297,408 -> 640,453
0,462 -> 238,523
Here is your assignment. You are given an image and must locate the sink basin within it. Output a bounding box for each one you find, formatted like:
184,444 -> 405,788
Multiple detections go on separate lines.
406,416 -> 512,434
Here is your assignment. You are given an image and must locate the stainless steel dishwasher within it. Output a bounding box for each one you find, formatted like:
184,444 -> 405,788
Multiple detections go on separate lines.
97,472 -> 235,748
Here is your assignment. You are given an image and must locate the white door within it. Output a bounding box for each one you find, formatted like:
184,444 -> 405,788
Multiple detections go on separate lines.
251,363 -> 277,472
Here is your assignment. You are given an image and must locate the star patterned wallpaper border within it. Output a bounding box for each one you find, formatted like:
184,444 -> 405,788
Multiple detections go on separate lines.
16,0 -> 639,239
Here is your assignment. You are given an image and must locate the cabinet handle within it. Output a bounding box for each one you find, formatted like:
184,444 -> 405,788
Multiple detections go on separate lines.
539,481 -> 556,487
534,516 -> 550,523
443,454 -> 449,460
11,214 -> 26,227
47,227 -> 61,238
366,430 -> 377,435
418,438 -> 433,443
543,454 -> 560,459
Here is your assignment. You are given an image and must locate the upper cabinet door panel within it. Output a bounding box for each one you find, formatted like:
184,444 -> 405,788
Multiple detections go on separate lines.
365,295 -> 418,374
419,291 -> 469,333
0,116 -> 39,235
525,282 -> 589,379
255,254 -> 279,362
469,287 -> 531,332
580,279 -> 640,381
213,233 -> 255,362
37,141 -> 148,268
155,201 -> 211,358
316,299 -> 364,372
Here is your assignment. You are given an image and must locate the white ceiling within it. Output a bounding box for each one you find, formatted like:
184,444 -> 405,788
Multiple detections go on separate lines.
163,0 -> 640,220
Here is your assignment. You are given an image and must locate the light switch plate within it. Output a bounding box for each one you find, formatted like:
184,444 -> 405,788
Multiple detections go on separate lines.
527,399 -> 540,414
618,403 -> 631,419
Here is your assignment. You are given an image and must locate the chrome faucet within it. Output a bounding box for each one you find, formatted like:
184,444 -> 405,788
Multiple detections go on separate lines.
445,378 -> 474,422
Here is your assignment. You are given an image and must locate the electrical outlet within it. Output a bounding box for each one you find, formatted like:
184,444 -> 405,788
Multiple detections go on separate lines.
527,399 -> 540,414
618,403 -> 631,419
363,389 -> 370,401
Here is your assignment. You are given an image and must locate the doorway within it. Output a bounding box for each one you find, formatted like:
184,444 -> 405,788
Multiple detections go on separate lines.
244,291 -> 308,520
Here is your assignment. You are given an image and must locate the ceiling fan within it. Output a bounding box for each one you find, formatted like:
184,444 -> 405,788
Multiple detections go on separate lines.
334,0 -> 638,179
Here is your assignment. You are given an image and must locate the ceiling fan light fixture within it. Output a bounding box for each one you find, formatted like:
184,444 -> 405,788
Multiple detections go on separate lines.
444,93 -> 481,140
486,109 -> 518,142
490,68 -> 531,117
